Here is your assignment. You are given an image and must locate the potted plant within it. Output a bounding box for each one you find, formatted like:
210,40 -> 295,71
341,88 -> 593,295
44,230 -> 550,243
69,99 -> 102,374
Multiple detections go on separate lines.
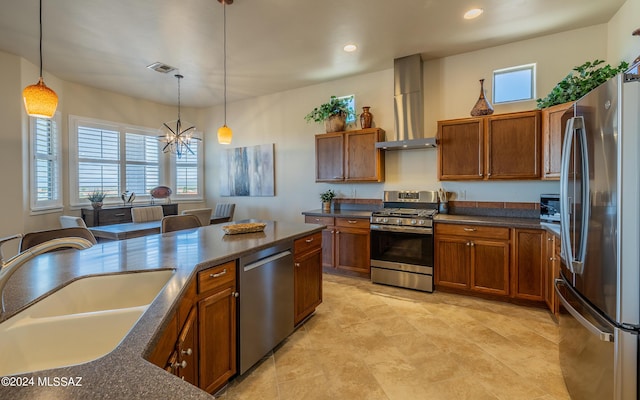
537,59 -> 628,109
87,190 -> 107,209
320,189 -> 336,212
305,96 -> 355,133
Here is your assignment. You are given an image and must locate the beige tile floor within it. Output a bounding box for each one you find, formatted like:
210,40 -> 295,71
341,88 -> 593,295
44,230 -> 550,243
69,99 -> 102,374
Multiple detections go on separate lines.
218,273 -> 571,400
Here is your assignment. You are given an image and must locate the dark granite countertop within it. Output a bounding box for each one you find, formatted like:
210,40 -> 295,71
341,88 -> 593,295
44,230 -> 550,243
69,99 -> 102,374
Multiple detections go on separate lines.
0,220 -> 323,399
302,209 -> 373,219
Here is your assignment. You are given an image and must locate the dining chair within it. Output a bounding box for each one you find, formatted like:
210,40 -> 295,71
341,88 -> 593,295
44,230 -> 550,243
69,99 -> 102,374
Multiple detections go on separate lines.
181,208 -> 212,226
59,215 -> 88,229
213,203 -> 236,222
131,206 -> 164,223
161,215 -> 201,233
19,227 -> 97,252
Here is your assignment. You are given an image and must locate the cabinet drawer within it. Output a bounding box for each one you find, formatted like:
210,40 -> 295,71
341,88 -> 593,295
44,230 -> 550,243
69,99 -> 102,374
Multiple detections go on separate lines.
335,217 -> 370,229
198,261 -> 236,294
435,223 -> 509,240
305,215 -> 335,226
99,208 -> 132,224
294,232 -> 322,255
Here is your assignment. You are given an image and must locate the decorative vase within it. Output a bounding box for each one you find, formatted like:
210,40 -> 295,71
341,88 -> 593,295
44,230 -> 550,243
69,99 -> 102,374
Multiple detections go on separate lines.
470,79 -> 494,116
360,106 -> 373,129
322,201 -> 331,212
91,201 -> 103,209
325,113 -> 346,133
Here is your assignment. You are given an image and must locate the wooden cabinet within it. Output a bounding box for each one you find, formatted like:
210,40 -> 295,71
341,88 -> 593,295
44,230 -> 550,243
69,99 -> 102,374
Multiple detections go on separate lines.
544,232 -> 561,316
176,307 -> 198,385
512,229 -> 545,301
304,215 -> 371,277
435,223 -> 510,296
293,232 -> 323,325
437,110 -> 541,180
315,128 -> 385,182
541,102 -> 574,179
197,261 -> 237,394
82,203 -> 178,226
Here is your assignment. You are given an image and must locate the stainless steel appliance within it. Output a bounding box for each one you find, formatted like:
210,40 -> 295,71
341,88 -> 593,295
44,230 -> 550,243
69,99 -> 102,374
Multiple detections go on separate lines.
555,62 -> 640,400
540,193 -> 560,223
370,190 -> 438,292
238,242 -> 294,374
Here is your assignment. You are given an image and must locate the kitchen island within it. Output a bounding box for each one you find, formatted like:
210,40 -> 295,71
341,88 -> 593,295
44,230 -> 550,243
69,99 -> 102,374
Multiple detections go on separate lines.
0,221 -> 323,399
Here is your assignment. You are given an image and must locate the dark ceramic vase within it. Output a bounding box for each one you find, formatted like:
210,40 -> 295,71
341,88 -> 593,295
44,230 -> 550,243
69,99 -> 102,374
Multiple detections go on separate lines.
470,79 -> 494,116
360,106 -> 372,129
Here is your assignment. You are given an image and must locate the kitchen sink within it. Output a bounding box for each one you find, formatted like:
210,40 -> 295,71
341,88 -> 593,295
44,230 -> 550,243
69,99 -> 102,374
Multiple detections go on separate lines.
0,269 -> 174,376
26,269 -> 174,318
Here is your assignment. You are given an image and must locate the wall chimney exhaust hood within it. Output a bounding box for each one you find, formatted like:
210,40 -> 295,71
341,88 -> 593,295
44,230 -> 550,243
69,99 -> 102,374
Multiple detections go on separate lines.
375,54 -> 437,150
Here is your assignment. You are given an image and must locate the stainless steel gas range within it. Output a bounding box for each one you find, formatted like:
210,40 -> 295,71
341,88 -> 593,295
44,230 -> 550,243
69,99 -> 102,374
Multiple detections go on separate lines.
370,191 -> 438,292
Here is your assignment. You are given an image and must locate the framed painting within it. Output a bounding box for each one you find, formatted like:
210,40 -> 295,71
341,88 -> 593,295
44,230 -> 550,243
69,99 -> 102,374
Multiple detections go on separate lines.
220,143 -> 275,196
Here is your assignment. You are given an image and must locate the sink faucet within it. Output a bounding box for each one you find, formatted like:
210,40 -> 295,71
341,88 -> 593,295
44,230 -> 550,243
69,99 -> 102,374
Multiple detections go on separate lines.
0,236 -> 94,314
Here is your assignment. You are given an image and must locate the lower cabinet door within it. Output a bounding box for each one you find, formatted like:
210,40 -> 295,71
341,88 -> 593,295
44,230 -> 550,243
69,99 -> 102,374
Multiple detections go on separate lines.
435,236 -> 470,290
471,239 -> 510,295
176,307 -> 198,386
335,227 -> 370,274
198,285 -> 237,394
512,229 -> 545,301
294,248 -> 323,325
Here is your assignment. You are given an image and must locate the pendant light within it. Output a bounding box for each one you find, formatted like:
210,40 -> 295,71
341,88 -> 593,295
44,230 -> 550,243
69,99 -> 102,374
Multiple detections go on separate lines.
217,0 -> 233,144
23,0 -> 58,118
160,74 -> 200,158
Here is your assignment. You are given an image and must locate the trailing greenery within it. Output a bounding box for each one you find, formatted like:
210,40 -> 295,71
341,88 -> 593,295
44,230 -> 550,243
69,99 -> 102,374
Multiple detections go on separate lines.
320,189 -> 336,202
537,60 -> 629,109
87,191 -> 107,202
304,96 -> 355,123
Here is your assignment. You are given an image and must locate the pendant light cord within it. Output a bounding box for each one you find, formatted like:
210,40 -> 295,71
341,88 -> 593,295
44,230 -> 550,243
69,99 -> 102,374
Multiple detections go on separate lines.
223,2 -> 227,125
176,74 -> 182,122
38,0 -> 43,77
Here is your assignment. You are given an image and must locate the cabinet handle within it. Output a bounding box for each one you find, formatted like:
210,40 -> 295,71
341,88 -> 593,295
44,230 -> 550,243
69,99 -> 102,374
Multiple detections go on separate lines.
114,213 -> 126,217
294,262 -> 301,267
172,360 -> 187,369
463,228 -> 477,232
347,220 -> 358,224
548,237 -> 553,241
210,269 -> 227,278
333,176 -> 344,179
232,291 -> 239,298
314,218 -> 321,222
181,348 -> 192,356
305,237 -> 315,243
470,242 -> 475,247
466,242 -> 471,246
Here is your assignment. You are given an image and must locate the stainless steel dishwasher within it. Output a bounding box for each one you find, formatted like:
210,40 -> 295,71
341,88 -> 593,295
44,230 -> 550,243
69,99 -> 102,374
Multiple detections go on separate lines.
238,241 -> 294,374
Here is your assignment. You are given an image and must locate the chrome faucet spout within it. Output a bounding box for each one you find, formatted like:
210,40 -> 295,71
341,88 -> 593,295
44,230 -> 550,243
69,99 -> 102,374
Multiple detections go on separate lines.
0,237 -> 94,314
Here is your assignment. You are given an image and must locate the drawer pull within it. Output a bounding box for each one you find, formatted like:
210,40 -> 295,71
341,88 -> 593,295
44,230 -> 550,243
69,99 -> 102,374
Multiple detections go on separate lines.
315,218 -> 321,222
114,213 -> 126,217
305,237 -> 314,243
210,269 -> 227,278
294,262 -> 301,267
463,228 -> 477,232
347,220 -> 358,224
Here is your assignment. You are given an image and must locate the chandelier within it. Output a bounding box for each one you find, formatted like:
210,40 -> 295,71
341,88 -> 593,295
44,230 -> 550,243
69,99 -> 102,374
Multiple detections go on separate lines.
160,74 -> 200,158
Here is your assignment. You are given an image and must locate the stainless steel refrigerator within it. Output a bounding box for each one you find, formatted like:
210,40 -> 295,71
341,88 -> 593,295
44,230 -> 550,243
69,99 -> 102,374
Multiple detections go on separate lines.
556,62 -> 640,400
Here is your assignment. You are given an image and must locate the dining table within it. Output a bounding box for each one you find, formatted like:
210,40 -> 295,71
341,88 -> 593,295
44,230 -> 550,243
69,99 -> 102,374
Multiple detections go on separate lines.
89,216 -> 230,241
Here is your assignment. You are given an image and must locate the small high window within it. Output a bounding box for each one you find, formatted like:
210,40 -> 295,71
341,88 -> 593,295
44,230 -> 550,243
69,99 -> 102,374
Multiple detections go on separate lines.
493,64 -> 536,104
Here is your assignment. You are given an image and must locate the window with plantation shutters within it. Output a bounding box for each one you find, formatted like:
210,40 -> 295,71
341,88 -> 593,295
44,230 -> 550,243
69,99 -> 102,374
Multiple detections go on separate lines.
174,139 -> 200,197
30,113 -> 62,211
69,116 -> 165,207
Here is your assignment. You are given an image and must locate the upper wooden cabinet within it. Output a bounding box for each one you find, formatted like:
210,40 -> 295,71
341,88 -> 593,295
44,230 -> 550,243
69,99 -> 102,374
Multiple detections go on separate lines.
541,102 -> 574,180
315,128 -> 385,182
437,110 -> 541,180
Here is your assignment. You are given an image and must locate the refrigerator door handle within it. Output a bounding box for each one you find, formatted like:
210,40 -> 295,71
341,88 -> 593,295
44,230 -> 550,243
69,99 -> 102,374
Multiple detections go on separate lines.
560,116 -> 576,266
574,117 -> 590,274
555,278 -> 614,342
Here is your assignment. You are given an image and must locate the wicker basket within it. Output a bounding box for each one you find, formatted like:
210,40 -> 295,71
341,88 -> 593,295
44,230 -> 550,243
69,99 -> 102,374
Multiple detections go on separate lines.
222,222 -> 266,235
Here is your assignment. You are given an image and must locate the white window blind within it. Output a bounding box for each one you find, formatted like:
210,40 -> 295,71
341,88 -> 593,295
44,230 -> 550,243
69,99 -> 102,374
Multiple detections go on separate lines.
30,114 -> 62,211
174,140 -> 200,197
70,116 -> 164,206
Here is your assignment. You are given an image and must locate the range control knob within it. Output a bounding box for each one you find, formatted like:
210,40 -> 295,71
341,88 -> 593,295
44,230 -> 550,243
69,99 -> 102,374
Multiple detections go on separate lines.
383,218 -> 389,223
410,219 -> 417,225
419,220 -> 425,225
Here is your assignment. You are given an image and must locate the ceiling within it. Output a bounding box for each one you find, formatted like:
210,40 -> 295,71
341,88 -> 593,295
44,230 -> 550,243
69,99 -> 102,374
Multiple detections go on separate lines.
0,0 -> 626,108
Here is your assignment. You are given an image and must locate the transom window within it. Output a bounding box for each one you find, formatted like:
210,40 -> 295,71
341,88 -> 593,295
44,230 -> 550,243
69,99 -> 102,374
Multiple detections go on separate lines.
30,113 -> 62,212
493,63 -> 536,104
69,115 -> 203,207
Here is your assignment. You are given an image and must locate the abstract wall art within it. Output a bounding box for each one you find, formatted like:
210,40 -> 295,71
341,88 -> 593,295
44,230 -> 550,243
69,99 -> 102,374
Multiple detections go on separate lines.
220,143 -> 275,196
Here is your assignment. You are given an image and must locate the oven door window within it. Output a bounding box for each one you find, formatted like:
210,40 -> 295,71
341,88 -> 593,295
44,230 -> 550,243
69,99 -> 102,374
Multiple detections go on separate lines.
370,230 -> 433,266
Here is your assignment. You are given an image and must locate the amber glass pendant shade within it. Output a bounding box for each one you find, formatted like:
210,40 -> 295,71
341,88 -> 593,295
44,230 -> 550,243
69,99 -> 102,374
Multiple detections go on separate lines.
23,77 -> 58,118
217,125 -> 233,145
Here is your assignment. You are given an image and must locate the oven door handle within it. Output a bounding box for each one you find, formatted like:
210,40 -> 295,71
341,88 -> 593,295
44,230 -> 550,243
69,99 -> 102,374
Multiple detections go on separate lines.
370,224 -> 433,235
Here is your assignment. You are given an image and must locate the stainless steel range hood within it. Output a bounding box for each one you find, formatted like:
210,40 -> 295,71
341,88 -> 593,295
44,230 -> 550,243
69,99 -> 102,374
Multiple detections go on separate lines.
376,54 -> 437,150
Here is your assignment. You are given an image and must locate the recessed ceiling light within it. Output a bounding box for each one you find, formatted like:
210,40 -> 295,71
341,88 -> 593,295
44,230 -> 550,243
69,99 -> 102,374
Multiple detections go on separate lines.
343,44 -> 358,52
463,8 -> 483,20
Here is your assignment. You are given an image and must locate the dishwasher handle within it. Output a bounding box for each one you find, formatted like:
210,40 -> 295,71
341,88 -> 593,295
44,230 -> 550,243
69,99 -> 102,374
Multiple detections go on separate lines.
243,250 -> 292,272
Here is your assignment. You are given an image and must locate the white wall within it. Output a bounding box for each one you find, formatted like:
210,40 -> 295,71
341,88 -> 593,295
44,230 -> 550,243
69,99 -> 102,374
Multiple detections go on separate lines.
607,0 -> 640,64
